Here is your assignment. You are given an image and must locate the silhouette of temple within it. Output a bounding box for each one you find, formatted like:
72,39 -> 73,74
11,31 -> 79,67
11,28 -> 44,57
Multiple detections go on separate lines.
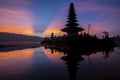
41,2 -> 117,80
61,3 -> 84,36
41,2 -> 115,48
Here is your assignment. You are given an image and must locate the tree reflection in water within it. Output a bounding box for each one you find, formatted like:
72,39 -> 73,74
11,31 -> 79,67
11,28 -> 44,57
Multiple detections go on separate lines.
43,44 -> 115,80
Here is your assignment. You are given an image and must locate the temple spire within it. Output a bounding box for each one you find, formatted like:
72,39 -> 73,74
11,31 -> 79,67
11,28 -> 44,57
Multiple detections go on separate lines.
61,3 -> 84,36
66,3 -> 78,28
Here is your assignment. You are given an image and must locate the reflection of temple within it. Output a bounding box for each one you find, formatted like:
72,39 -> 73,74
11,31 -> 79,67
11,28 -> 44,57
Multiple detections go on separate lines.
61,52 -> 84,80
46,46 -> 85,80
43,44 -> 115,80
42,2 -> 116,80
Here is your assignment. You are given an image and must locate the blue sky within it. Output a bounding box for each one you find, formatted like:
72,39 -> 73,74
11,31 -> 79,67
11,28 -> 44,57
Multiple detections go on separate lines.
0,0 -> 120,37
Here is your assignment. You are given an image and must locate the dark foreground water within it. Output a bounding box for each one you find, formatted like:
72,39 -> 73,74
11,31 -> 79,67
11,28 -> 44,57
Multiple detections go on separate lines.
0,46 -> 120,80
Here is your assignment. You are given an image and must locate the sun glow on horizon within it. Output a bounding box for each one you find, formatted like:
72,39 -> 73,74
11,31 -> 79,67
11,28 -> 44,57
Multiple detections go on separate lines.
43,27 -> 65,37
0,26 -> 34,35
43,19 -> 65,37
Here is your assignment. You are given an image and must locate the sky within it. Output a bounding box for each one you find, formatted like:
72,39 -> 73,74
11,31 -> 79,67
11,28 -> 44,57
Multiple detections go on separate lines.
0,0 -> 120,37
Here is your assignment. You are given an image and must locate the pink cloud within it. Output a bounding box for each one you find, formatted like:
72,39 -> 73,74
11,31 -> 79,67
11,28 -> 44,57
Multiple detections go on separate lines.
73,1 -> 120,36
0,8 -> 34,35
82,22 -> 119,37
1,0 -> 31,5
75,1 -> 120,16
10,0 -> 31,5
43,1 -> 120,37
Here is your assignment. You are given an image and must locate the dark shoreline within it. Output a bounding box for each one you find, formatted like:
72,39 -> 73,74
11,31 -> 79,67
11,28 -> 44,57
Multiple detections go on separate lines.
0,42 -> 41,52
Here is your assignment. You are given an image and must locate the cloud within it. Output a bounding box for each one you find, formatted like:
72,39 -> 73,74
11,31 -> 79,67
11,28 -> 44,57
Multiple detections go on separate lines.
9,0 -> 31,5
0,25 -> 34,35
0,8 -> 33,22
43,20 -> 65,36
0,0 -> 31,5
43,5 -> 67,36
0,0 -> 34,35
73,1 -> 120,36
75,1 -> 120,16
0,8 -> 34,35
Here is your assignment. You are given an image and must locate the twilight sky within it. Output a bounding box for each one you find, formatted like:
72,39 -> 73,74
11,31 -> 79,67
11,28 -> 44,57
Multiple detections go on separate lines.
0,0 -> 120,37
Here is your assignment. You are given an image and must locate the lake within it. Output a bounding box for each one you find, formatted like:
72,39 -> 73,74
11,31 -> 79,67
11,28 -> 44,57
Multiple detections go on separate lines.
0,45 -> 120,80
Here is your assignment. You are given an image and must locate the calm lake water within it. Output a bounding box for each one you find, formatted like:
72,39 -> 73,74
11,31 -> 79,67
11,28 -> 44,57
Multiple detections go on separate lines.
0,46 -> 120,80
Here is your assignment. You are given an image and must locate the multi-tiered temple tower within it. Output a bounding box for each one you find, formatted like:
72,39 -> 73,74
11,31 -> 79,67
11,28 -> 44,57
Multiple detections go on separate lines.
61,3 -> 84,36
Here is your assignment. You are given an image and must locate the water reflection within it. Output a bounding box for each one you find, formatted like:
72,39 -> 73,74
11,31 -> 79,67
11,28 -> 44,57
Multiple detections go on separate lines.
43,48 -> 64,64
0,49 -> 34,77
0,47 -> 67,80
0,45 -> 120,80
43,44 -> 119,80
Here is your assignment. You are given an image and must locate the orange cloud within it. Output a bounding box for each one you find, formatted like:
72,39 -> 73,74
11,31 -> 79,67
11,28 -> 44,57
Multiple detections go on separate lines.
0,25 -> 34,35
43,16 -> 66,37
0,8 -> 34,35
43,26 -> 64,36
1,0 -> 31,5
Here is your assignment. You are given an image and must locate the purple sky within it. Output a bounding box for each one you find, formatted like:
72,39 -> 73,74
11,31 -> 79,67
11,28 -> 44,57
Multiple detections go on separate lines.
0,0 -> 120,37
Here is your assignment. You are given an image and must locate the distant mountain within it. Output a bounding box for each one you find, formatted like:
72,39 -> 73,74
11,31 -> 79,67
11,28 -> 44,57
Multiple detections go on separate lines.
0,32 -> 43,42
